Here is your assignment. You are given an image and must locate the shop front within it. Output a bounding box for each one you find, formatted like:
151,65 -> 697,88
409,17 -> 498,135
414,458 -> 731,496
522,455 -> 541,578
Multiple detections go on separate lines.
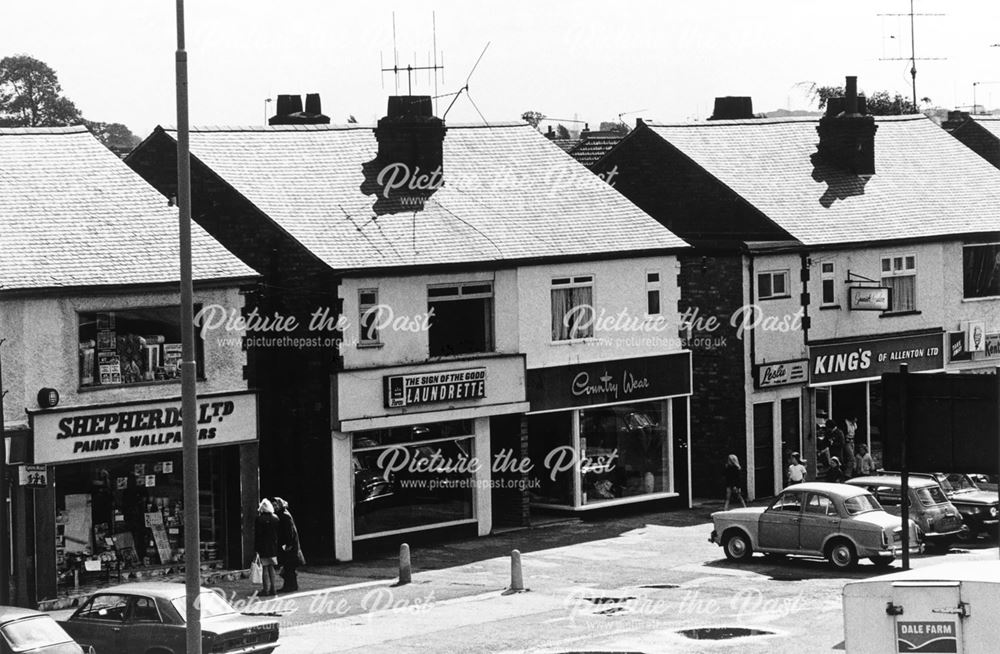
524,352 -> 692,510
331,354 -> 529,561
749,359 -> 808,498
945,320 -> 1000,374
22,391 -> 259,602
807,330 -> 944,471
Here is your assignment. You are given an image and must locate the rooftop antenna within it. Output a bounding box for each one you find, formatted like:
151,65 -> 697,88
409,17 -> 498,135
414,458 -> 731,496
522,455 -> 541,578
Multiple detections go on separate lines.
877,0 -> 946,110
441,41 -> 491,121
380,11 -> 444,98
617,108 -> 647,123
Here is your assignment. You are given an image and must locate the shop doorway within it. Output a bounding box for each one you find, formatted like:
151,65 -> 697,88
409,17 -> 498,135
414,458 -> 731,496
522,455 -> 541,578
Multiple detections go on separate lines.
753,402 -> 775,499
779,397 -> 801,483
831,381 -> 873,465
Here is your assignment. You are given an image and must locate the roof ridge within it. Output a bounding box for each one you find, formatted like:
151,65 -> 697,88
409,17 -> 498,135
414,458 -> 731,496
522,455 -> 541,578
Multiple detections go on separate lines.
0,125 -> 91,136
646,114 -> 929,128
159,121 -> 528,133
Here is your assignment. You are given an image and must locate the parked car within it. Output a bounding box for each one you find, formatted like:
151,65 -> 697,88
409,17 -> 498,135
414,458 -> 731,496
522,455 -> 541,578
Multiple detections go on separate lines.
845,475 -> 966,550
969,473 -> 998,493
59,583 -> 279,654
709,482 -> 922,570
1,607 -> 89,654
880,471 -> 999,540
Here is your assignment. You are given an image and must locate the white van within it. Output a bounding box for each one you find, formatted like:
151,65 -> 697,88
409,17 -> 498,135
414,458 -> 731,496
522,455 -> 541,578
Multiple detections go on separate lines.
843,560 -> 1000,653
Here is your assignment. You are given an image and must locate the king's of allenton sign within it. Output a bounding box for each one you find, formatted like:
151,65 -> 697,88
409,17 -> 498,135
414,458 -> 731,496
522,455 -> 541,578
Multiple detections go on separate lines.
809,332 -> 944,385
384,368 -> 487,408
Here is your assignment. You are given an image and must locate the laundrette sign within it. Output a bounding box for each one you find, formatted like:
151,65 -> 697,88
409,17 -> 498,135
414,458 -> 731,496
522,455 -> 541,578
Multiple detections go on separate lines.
31,391 -> 258,464
809,333 -> 944,385
384,367 -> 487,408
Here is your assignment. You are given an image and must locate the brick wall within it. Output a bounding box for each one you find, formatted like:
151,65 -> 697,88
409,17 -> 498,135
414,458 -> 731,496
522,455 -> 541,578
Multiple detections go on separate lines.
127,132 -> 339,558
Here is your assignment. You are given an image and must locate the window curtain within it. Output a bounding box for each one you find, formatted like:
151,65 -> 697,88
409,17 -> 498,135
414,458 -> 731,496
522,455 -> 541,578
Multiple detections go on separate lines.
963,245 -> 1000,299
882,275 -> 915,312
551,287 -> 594,340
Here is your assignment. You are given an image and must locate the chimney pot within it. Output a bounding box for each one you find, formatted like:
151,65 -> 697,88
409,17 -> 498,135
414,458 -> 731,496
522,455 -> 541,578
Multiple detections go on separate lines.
276,94 -> 302,117
845,76 -> 858,115
305,93 -> 322,115
709,96 -> 754,120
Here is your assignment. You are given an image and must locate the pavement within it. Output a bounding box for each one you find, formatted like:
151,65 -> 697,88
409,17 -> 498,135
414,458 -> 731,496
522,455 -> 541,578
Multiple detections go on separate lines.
198,501 -> 1000,654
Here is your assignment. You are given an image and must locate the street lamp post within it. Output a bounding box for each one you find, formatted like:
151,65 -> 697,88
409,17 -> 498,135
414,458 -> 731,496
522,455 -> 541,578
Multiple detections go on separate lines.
175,1 -> 202,652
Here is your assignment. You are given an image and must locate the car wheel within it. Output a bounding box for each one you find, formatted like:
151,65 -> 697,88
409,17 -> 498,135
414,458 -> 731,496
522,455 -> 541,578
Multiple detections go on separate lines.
869,555 -> 894,568
827,539 -> 858,570
723,531 -> 753,561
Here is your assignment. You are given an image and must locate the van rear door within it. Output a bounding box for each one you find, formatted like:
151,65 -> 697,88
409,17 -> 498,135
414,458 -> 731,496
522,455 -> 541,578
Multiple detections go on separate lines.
890,581 -> 966,653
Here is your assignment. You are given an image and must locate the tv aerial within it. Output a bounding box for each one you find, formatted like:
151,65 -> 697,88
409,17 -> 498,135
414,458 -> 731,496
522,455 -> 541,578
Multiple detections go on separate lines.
380,11 -> 445,112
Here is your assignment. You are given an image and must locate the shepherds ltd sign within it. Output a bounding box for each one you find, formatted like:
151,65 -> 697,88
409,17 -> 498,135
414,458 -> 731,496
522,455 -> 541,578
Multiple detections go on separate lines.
31,391 -> 257,464
809,332 -> 944,385
384,367 -> 487,408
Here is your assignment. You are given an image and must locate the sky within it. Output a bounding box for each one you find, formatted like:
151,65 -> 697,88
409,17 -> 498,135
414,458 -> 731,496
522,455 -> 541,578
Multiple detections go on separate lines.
4,1 -> 1000,138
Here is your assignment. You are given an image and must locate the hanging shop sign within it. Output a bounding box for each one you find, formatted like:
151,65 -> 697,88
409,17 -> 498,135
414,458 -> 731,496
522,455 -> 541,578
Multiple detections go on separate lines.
754,359 -> 809,389
384,367 -> 487,408
949,331 -> 972,362
809,332 -> 944,385
30,391 -> 258,464
527,352 -> 692,413
18,464 -> 48,488
963,320 -> 986,354
848,286 -> 891,311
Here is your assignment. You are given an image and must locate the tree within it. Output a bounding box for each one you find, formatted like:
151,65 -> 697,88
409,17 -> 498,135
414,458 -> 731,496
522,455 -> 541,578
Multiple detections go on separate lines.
599,121 -> 631,135
0,54 -> 82,127
521,110 -> 545,129
810,84 -> 922,115
555,124 -> 570,139
84,120 -> 141,156
0,54 -> 140,156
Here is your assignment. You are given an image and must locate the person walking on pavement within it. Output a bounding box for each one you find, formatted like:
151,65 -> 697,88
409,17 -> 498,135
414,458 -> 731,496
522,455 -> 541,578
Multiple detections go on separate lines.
274,496 -> 305,593
723,454 -> 747,510
254,499 -> 280,596
856,444 -> 875,476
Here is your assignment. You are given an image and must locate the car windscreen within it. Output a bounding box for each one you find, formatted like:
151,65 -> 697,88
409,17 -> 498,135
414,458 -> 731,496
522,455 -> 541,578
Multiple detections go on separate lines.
946,474 -> 977,492
844,493 -> 882,515
171,592 -> 238,620
917,486 -> 948,506
1,616 -> 74,652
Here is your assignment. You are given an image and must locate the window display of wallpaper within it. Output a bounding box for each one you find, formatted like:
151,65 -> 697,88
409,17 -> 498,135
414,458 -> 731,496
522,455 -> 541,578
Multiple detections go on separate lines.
78,308 -> 203,388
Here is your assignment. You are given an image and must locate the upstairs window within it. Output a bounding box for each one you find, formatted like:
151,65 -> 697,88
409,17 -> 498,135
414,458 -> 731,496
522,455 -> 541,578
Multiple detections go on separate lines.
963,243 -> 1000,299
821,262 -> 837,306
551,275 -> 594,341
427,283 -> 494,357
881,255 -> 916,312
358,289 -> 380,346
646,272 -> 662,315
79,307 -> 203,388
757,270 -> 790,300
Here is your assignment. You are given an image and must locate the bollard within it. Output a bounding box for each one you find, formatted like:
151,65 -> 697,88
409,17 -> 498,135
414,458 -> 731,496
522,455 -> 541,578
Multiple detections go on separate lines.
398,543 -> 412,585
509,549 -> 524,592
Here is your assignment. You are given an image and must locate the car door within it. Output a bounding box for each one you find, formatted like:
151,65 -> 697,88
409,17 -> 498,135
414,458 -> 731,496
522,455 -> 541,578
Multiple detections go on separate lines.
758,490 -> 804,550
63,593 -> 130,653
119,594 -> 185,654
799,492 -> 840,553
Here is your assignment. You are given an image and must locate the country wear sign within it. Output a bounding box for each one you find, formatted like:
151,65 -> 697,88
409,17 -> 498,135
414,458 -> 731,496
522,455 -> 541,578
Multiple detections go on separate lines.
384,367 -> 487,408
809,332 -> 944,385
526,352 -> 691,412
31,391 -> 258,464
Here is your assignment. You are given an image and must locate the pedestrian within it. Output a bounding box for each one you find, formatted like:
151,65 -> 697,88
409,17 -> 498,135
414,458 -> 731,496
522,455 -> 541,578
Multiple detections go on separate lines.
826,419 -> 845,463
254,499 -> 280,596
855,444 -> 875,476
842,416 -> 858,477
826,456 -> 846,483
787,452 -> 807,485
273,497 -> 305,593
723,454 -> 746,510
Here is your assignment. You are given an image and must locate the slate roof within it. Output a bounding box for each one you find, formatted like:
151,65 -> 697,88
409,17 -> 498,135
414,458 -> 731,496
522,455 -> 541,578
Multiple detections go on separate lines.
0,126 -> 256,292
968,115 -> 1000,140
151,122 -> 686,271
644,115 -> 1000,246
567,132 -> 625,166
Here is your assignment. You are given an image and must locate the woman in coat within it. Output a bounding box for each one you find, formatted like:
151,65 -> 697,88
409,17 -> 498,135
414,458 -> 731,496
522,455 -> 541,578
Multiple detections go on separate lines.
273,497 -> 304,593
253,499 -> 280,596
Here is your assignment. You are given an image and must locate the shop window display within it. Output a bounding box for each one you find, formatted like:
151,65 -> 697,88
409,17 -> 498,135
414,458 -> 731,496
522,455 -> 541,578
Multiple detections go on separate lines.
54,449 -> 226,587
78,307 -> 204,388
579,401 -> 670,504
352,420 -> 475,537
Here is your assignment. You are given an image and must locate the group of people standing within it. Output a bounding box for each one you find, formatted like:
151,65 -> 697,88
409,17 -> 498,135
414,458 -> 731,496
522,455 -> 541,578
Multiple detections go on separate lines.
721,415 -> 878,508
254,497 -> 305,596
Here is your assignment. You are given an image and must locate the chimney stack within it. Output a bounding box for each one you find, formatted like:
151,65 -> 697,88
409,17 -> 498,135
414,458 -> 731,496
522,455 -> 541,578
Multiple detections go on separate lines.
708,96 -> 754,120
816,76 -> 878,177
269,93 -> 330,125
374,95 -> 447,180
